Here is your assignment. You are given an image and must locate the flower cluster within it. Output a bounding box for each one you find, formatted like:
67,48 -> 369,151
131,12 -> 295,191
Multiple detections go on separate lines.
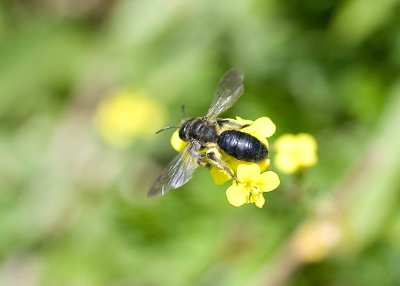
94,90 -> 318,208
171,117 -> 280,208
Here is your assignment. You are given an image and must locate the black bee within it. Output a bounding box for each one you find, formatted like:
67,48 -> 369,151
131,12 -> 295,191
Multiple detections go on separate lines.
149,69 -> 268,196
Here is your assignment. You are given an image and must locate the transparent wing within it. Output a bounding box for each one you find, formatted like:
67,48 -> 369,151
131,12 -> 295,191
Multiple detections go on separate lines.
148,141 -> 200,197
205,69 -> 244,119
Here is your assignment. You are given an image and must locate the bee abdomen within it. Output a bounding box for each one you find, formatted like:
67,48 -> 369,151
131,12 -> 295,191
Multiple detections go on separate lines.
217,130 -> 268,162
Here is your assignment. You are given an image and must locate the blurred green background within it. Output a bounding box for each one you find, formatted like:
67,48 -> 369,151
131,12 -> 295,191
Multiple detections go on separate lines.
1,0 -> 400,285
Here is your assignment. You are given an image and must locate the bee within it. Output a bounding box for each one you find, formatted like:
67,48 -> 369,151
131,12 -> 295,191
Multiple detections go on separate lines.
148,69 -> 268,196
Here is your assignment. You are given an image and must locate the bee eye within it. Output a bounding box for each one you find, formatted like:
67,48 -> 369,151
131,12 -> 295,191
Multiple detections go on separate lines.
178,128 -> 185,140
179,122 -> 189,141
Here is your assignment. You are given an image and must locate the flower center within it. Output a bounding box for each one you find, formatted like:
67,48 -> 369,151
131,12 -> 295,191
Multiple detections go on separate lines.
243,183 -> 260,195
252,186 -> 260,195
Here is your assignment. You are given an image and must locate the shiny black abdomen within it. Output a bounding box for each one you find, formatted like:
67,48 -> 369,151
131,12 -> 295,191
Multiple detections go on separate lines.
217,130 -> 268,162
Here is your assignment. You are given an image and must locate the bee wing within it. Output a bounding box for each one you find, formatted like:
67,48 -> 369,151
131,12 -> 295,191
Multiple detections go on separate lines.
205,69 -> 244,119
148,141 -> 201,197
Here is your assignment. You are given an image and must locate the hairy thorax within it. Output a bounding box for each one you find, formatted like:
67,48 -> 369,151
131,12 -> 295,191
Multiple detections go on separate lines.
179,118 -> 218,146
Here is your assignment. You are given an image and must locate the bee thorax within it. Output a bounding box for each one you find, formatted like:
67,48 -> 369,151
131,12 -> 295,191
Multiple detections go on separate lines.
179,118 -> 218,145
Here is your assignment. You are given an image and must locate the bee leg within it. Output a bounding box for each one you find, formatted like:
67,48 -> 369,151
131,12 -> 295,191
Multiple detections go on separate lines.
217,119 -> 249,131
205,148 -> 238,183
197,156 -> 210,167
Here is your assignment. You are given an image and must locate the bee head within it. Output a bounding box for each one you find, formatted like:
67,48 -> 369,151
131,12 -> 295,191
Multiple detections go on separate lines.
179,119 -> 193,141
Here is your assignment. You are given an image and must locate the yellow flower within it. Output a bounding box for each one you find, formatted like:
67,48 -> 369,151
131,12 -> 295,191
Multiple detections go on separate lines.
274,133 -> 318,174
95,90 -> 166,148
226,163 -> 280,208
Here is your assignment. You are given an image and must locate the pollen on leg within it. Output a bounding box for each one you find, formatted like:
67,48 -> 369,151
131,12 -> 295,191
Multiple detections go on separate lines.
206,147 -> 222,160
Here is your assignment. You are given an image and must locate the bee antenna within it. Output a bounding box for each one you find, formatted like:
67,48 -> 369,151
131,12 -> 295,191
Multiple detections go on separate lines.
181,104 -> 186,118
155,125 -> 179,134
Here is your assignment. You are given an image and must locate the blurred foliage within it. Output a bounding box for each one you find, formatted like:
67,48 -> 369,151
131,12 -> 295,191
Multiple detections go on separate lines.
1,0 -> 400,286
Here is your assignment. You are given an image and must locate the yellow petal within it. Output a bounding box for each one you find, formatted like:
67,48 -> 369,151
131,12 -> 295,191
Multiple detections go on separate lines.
252,117 -> 276,138
300,151 -> 318,167
297,133 -> 318,151
258,158 -> 270,172
237,163 -> 261,183
170,130 -> 187,152
241,117 -> 276,139
257,171 -> 280,192
210,166 -> 232,185
235,116 -> 253,125
254,193 -> 266,208
228,157 -> 270,173
226,157 -> 242,172
275,154 -> 298,174
226,183 -> 249,207
296,133 -> 318,167
275,134 -> 296,152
